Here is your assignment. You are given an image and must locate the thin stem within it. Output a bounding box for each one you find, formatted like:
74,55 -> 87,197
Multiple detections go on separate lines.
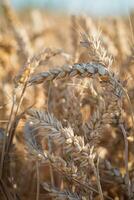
36,161 -> 40,200
5,82 -> 28,154
119,123 -> 131,197
48,136 -> 54,187
47,80 -> 52,113
92,157 -> 104,200
0,89 -> 16,178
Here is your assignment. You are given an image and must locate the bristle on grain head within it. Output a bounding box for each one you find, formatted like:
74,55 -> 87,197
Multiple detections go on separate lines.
80,33 -> 113,67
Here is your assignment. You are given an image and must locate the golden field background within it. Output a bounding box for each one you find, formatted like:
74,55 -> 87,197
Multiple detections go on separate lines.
0,1 -> 134,199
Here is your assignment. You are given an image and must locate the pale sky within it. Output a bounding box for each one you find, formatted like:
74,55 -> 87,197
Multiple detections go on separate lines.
11,0 -> 134,16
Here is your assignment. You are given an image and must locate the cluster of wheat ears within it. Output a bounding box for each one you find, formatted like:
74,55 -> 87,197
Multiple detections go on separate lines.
0,0 -> 134,199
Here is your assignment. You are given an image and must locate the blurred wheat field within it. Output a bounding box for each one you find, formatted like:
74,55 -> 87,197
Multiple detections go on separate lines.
0,0 -> 134,200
